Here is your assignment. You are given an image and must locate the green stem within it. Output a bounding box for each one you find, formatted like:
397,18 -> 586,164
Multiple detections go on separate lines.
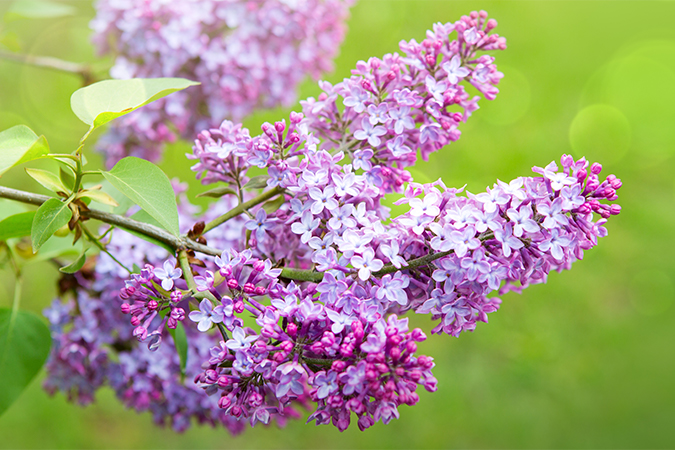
0,49 -> 95,84
82,226 -> 132,274
203,186 -> 283,234
177,249 -> 217,302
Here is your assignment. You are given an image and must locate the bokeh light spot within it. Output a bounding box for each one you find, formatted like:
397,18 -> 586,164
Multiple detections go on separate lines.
569,104 -> 631,165
480,65 -> 531,126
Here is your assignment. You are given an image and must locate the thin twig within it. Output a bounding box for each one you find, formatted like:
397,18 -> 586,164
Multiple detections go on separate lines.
0,49 -> 96,85
203,186 -> 283,234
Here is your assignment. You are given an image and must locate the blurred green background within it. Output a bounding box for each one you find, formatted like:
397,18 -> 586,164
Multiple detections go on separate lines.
1,0 -> 674,448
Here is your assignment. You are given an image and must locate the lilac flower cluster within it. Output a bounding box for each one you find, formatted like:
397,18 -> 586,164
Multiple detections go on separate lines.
190,11 -> 506,194
90,0 -> 354,166
43,189 -> 251,433
43,13 -> 623,433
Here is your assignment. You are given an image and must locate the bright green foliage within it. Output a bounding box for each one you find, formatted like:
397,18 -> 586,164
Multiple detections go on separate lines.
58,249 -> 87,274
31,198 -> 72,252
0,125 -> 49,176
102,157 -> 180,236
70,78 -> 200,130
0,308 -> 51,417
169,323 -> 188,380
25,168 -> 67,193
0,212 -> 35,241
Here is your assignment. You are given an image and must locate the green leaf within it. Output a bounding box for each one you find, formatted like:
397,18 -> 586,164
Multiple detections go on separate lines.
25,168 -> 67,193
196,186 -> 238,198
0,212 -> 35,241
0,308 -> 51,417
78,190 -> 119,207
5,0 -> 76,20
59,167 -> 75,191
0,125 -> 49,176
70,78 -> 199,129
59,249 -> 87,274
31,198 -> 72,252
244,175 -> 270,190
169,322 -> 188,381
262,195 -> 286,214
102,157 -> 179,236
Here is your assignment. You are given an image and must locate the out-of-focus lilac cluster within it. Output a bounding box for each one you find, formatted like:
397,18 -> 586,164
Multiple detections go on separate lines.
44,13 -> 623,433
43,190 -> 251,433
90,0 -> 354,167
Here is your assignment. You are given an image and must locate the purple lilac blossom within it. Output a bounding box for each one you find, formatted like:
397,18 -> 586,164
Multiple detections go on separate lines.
91,0 -> 355,167
45,13 -> 623,433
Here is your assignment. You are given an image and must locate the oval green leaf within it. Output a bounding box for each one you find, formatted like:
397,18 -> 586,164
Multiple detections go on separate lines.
0,308 -> 51,417
78,189 -> 119,207
59,249 -> 87,274
196,186 -> 237,198
70,78 -> 199,129
25,168 -> 67,193
0,211 -> 35,241
31,198 -> 72,252
0,125 -> 49,176
102,157 -> 179,236
169,322 -> 188,381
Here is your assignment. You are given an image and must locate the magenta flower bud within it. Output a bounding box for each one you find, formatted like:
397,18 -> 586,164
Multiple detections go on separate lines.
289,111 -> 303,124
576,169 -> 588,182
219,266 -> 232,277
273,352 -> 286,363
254,286 -> 266,296
610,204 -> 622,215
331,360 -> 346,372
205,369 -> 218,383
243,282 -> 256,294
586,175 -> 600,192
361,79 -> 372,91
170,290 -> 182,303
610,177 -> 622,189
217,376 -> 230,388
274,120 -> 286,134
411,328 -> 427,342
389,346 -> 401,360
130,316 -> 141,326
227,278 -> 239,289
486,18 -> 498,30
234,300 -> 244,314
417,355 -> 433,369
590,162 -> 602,174
167,317 -> 177,329
425,54 -> 436,67
286,322 -> 297,337
132,326 -> 147,341
281,341 -> 294,352
147,300 -> 158,311
578,203 -> 592,214
358,414 -> 374,431
406,341 -> 418,353
252,260 -> 265,272
119,289 -> 130,300
218,395 -> 231,409
327,394 -> 343,409
170,307 -> 185,321
388,334 -> 401,345
120,303 -> 131,314
409,371 -> 421,382
365,370 -> 377,381
452,112 -> 464,122
347,397 -> 365,414
288,132 -> 300,143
